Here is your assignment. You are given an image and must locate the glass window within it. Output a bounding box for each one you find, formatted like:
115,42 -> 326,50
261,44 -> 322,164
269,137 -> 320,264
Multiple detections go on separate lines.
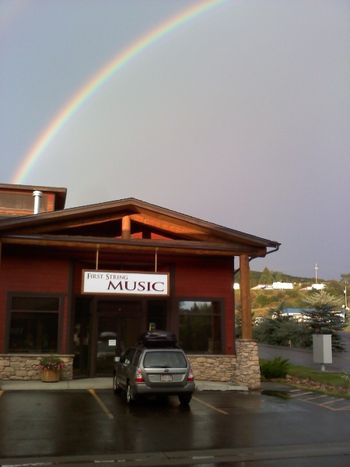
143,351 -> 187,368
179,301 -> 222,354
8,295 -> 60,353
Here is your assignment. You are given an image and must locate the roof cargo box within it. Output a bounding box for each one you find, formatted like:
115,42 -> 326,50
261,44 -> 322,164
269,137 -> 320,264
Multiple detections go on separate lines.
138,330 -> 177,348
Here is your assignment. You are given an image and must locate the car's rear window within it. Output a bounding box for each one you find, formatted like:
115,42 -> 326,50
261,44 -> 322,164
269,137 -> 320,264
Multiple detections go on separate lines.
143,351 -> 187,368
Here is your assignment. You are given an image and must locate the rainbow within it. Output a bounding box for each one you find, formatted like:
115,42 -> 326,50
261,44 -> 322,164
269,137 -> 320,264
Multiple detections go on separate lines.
12,0 -> 226,184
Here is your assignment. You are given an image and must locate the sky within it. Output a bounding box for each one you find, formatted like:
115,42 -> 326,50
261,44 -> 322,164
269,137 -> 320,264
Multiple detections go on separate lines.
1,0 -> 349,280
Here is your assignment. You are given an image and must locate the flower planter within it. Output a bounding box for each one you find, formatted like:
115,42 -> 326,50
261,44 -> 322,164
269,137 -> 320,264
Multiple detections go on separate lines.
41,368 -> 60,383
39,355 -> 65,382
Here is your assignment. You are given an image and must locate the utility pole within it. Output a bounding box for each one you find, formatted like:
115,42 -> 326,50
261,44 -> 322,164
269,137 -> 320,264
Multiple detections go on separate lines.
314,263 -> 318,284
344,281 -> 349,312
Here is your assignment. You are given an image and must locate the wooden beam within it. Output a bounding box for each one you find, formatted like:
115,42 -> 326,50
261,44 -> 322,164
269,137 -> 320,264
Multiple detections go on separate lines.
240,254 -> 252,339
122,216 -> 131,239
129,213 -> 212,240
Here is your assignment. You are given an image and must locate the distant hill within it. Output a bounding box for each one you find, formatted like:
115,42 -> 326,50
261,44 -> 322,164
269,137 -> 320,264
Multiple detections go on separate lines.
234,269 -> 348,316
237,269 -> 316,287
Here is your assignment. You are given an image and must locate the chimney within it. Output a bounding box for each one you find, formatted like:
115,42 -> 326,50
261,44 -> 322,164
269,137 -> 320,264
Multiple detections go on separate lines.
33,190 -> 42,214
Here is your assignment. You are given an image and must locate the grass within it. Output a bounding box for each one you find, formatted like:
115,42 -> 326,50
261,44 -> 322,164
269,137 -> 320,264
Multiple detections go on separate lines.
288,364 -> 350,388
260,359 -> 350,398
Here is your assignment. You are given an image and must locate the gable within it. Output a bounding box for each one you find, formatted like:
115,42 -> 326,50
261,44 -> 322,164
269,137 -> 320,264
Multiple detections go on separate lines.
0,197 -> 280,258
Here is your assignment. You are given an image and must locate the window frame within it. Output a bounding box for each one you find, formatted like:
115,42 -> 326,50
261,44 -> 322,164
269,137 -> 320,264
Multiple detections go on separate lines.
6,292 -> 64,354
177,298 -> 224,354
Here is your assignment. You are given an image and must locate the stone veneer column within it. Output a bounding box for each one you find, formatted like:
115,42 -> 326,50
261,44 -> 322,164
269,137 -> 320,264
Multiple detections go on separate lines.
235,339 -> 261,389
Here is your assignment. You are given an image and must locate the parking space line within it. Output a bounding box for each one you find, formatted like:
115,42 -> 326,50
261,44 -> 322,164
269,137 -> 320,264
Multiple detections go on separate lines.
88,389 -> 114,420
318,404 -> 350,412
290,391 -> 314,398
334,405 -> 350,411
321,398 -> 345,405
302,394 -> 331,401
291,392 -> 350,412
193,396 -> 228,415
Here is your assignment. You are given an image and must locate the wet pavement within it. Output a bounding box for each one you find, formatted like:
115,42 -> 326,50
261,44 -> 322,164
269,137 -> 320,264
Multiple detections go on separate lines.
0,383 -> 350,466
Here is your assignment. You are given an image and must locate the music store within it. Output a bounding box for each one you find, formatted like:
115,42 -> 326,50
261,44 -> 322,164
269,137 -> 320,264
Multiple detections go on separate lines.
0,183 -> 280,389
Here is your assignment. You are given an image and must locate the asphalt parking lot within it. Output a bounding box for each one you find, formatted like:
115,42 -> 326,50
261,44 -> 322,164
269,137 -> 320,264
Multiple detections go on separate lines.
0,386 -> 350,466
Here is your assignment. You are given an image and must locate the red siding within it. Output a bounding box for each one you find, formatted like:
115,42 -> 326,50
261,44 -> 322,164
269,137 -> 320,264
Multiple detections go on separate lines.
0,254 -> 70,352
175,257 -> 233,297
0,252 -> 235,355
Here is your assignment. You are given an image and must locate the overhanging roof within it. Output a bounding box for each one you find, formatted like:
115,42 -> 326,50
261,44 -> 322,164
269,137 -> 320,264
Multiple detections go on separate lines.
0,196 -> 280,258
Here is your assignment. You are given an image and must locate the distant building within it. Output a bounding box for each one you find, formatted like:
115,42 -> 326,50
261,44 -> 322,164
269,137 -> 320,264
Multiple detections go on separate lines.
301,283 -> 326,291
275,307 -> 345,324
272,282 -> 294,290
251,282 -> 294,290
311,283 -> 326,290
274,307 -> 311,322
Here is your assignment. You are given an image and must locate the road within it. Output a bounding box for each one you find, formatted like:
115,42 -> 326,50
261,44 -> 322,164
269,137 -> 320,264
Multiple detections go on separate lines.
259,332 -> 350,373
0,388 -> 350,466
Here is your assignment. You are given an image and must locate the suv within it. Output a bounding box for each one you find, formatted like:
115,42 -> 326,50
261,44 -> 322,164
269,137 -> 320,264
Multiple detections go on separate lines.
113,342 -> 195,405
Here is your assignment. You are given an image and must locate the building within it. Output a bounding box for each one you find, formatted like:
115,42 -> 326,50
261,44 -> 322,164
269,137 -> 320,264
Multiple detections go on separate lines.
0,183 -> 280,389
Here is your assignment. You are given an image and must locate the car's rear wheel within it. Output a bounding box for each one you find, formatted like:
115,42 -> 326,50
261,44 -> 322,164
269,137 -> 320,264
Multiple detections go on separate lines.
126,382 -> 136,404
113,374 -> 121,394
178,393 -> 192,405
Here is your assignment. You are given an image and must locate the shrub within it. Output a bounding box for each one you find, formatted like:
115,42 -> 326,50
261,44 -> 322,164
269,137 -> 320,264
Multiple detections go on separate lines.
39,355 -> 65,370
260,357 -> 290,379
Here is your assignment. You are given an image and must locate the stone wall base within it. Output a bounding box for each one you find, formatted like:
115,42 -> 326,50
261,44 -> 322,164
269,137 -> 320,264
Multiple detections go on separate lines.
0,354 -> 73,381
188,339 -> 261,390
188,355 -> 236,382
0,342 -> 261,390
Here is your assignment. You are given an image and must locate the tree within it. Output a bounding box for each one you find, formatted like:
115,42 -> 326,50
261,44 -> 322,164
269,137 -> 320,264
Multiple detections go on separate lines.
303,290 -> 345,351
253,315 -> 312,348
259,267 -> 274,285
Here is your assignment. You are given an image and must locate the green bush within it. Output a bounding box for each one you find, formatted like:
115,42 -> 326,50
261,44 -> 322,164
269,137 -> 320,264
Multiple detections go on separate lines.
260,357 -> 290,379
253,317 -> 312,348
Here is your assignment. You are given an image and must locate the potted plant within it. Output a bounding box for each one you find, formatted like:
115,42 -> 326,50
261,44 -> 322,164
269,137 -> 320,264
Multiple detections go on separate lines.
39,355 -> 65,382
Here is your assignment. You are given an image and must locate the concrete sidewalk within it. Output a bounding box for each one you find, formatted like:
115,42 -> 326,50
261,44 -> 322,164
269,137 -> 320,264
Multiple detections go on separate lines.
0,378 -> 249,391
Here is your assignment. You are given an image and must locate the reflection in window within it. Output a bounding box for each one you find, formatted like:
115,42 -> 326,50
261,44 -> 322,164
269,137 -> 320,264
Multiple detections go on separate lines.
8,296 -> 60,353
179,301 -> 222,354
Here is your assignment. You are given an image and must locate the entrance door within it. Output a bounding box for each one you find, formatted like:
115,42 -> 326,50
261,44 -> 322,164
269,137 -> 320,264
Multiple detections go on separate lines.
96,301 -> 143,375
73,298 -> 91,378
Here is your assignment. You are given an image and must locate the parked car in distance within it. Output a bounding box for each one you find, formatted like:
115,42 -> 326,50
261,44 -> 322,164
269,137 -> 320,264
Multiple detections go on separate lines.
113,339 -> 195,405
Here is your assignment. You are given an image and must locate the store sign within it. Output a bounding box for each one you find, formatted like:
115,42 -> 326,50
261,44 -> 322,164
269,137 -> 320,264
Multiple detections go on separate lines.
82,270 -> 169,296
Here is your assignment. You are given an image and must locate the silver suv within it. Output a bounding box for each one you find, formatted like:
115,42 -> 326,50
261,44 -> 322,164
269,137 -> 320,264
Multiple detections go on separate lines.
113,346 -> 195,405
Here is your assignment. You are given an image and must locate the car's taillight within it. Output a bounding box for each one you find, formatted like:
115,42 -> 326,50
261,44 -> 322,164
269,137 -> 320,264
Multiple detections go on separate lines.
187,368 -> 194,382
135,368 -> 144,383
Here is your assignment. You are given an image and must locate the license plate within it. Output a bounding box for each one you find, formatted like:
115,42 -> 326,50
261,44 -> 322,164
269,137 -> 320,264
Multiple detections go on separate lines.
160,374 -> 173,382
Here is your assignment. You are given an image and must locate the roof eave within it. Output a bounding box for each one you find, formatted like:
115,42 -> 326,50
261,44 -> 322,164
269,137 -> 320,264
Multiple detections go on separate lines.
0,234 -> 269,257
